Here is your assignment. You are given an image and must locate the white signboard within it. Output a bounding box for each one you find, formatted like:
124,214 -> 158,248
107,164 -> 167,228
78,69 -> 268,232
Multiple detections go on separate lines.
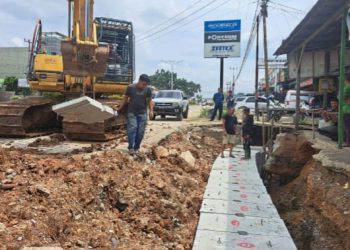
204,20 -> 241,58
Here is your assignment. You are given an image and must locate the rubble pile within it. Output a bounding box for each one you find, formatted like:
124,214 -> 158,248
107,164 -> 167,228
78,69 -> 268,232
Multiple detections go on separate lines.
0,127 -> 220,249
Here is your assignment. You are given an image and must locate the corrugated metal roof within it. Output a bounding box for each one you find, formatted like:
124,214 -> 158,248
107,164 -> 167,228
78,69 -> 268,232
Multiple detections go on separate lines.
0,47 -> 29,79
275,0 -> 349,56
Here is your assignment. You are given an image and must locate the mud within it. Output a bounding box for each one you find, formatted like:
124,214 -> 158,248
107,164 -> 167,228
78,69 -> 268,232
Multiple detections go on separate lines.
266,133 -> 350,250
0,127 -> 221,249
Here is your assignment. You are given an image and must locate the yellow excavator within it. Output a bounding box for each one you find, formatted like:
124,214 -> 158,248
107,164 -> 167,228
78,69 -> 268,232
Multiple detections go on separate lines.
0,0 -> 134,139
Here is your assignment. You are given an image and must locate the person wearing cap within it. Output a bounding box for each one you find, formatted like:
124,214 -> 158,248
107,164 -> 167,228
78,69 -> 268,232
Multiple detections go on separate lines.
119,74 -> 154,153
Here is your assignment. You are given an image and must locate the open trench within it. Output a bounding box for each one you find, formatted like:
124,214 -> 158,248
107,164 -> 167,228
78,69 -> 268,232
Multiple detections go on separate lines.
0,126 -> 221,249
263,132 -> 350,250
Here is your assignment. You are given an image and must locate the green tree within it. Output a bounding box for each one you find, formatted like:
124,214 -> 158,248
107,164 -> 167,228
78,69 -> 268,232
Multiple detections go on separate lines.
4,77 -> 18,93
149,69 -> 201,97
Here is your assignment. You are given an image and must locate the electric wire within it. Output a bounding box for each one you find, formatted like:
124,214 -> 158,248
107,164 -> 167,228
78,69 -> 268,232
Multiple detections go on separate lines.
137,0 -> 236,45
136,0 -> 221,43
137,0 -> 205,37
234,0 -> 261,82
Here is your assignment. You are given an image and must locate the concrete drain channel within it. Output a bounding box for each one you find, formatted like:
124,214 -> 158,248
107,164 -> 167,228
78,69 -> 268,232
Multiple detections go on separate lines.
193,146 -> 296,250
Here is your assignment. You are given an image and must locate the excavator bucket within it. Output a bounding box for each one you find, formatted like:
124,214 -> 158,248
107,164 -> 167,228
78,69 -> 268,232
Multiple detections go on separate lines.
0,97 -> 59,137
61,40 -> 109,77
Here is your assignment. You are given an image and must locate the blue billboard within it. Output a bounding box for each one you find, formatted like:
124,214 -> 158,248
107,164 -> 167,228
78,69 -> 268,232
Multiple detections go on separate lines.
204,20 -> 241,33
204,20 -> 241,58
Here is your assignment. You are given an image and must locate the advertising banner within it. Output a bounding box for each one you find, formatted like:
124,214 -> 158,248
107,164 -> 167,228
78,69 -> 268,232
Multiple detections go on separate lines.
204,20 -> 241,58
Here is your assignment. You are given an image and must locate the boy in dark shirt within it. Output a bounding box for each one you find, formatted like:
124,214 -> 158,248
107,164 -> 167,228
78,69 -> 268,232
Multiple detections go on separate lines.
221,108 -> 238,158
242,107 -> 254,159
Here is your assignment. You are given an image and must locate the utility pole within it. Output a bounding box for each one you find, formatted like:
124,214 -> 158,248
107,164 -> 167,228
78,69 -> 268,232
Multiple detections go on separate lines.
230,67 -> 237,95
261,0 -> 269,149
161,60 -> 183,90
220,58 -> 224,90
262,0 -> 269,99
255,15 -> 260,121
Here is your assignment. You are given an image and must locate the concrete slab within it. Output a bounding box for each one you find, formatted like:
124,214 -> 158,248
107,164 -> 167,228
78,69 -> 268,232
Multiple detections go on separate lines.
197,213 -> 290,236
204,188 -> 273,204
206,182 -> 267,194
193,149 -> 296,249
200,199 -> 279,218
193,230 -> 296,250
53,96 -> 115,123
208,171 -> 264,186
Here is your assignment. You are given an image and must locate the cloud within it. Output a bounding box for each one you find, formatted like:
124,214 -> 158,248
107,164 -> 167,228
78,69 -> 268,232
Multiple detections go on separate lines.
11,37 -> 25,47
0,0 -> 318,96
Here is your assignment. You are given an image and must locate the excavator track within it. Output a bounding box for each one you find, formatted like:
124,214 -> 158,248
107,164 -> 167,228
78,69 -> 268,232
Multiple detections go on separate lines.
0,97 -> 59,137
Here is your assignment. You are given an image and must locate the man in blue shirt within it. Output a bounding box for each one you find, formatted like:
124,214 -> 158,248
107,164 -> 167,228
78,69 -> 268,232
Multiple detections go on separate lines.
210,88 -> 225,121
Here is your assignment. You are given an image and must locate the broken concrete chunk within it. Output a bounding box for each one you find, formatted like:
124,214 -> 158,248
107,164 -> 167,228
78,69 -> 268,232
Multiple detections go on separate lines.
169,149 -> 178,156
35,185 -> 51,197
53,96 -> 115,124
115,198 -> 128,212
179,151 -> 196,168
0,222 -> 6,232
153,146 -> 169,158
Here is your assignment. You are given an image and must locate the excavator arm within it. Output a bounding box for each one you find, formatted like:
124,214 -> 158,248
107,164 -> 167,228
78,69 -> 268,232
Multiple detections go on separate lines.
61,0 -> 109,78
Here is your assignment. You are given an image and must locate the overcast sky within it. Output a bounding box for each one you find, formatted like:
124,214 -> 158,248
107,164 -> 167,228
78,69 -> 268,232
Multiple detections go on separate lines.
0,0 -> 317,97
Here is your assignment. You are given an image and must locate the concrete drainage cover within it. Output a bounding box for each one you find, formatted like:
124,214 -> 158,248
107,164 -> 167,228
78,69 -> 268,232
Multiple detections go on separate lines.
193,149 -> 296,249
193,230 -> 297,250
200,199 -> 280,218
205,182 -> 268,194
204,188 -> 273,204
197,213 -> 290,236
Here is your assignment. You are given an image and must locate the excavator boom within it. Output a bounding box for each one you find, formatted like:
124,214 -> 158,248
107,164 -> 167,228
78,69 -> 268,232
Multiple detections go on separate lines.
61,0 -> 109,77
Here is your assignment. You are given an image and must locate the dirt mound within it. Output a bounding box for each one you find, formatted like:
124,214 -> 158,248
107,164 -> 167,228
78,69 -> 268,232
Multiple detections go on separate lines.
268,133 -> 350,250
0,128 -> 221,249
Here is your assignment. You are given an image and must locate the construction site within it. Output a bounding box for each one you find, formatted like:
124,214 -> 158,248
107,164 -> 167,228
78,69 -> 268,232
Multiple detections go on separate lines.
0,0 -> 350,249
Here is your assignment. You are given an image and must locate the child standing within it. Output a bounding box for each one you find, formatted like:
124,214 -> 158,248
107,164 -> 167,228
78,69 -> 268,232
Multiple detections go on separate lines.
344,84 -> 350,146
221,108 -> 238,158
242,107 -> 254,159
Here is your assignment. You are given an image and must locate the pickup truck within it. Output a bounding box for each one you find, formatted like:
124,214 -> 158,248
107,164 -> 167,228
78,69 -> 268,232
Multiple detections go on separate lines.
151,90 -> 189,121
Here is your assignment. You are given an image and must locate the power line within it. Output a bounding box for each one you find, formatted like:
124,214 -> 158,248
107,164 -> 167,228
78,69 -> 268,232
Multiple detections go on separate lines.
137,0 -> 205,37
234,0 -> 261,82
137,0 -> 235,45
269,1 -> 305,15
136,0 -> 221,43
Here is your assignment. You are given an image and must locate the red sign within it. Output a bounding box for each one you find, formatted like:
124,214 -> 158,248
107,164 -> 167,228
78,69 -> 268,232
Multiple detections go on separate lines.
237,242 -> 256,248
240,205 -> 249,212
230,219 -> 240,227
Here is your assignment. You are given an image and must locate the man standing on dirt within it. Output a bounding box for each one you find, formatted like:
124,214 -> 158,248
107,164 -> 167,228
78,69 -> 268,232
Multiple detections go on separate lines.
210,88 -> 225,121
119,74 -> 154,153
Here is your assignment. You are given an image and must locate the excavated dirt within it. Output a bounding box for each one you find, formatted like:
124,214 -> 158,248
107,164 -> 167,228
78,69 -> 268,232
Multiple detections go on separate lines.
0,127 -> 221,249
267,133 -> 350,250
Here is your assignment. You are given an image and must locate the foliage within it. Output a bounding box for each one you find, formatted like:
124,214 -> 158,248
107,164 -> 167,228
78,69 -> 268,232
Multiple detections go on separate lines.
149,69 -> 201,97
4,77 -> 18,93
200,107 -> 211,118
42,92 -> 64,99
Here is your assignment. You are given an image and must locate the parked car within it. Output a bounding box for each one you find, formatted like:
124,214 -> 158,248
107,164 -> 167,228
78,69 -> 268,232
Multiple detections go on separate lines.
284,90 -> 318,109
235,96 -> 269,110
152,90 -> 189,121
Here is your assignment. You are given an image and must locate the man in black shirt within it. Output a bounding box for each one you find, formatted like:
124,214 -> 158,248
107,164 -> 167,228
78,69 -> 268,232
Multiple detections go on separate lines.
221,108 -> 238,158
119,74 -> 154,153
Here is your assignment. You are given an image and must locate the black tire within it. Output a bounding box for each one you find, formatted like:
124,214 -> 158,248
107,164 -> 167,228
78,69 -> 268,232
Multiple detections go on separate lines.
183,107 -> 189,119
177,112 -> 183,121
161,115 -> 166,119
